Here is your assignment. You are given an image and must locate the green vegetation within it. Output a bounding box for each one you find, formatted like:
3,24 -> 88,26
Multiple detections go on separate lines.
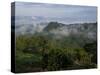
15,34 -> 97,73
15,22 -> 97,73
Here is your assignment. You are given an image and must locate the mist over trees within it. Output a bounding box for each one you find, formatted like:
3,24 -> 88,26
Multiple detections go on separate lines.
15,22 -> 97,73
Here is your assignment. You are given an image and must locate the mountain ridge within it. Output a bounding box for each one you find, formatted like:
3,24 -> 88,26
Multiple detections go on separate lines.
15,21 -> 97,41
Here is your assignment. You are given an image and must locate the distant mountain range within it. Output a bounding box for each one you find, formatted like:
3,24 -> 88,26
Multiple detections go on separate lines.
14,20 -> 96,39
43,22 -> 97,39
11,16 -> 97,41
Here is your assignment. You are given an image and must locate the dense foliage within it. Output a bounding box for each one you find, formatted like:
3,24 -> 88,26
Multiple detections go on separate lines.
15,34 -> 97,73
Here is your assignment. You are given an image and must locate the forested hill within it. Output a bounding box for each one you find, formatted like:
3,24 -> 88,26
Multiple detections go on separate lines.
15,22 -> 97,72
43,22 -> 97,39
15,22 -> 97,42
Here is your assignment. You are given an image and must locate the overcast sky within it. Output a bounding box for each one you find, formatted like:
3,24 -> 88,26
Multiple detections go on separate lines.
13,2 -> 97,24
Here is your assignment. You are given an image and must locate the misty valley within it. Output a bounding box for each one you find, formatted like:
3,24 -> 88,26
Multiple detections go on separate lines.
14,22 -> 97,73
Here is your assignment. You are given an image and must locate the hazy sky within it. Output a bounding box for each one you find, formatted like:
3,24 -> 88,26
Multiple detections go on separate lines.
14,2 -> 97,24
